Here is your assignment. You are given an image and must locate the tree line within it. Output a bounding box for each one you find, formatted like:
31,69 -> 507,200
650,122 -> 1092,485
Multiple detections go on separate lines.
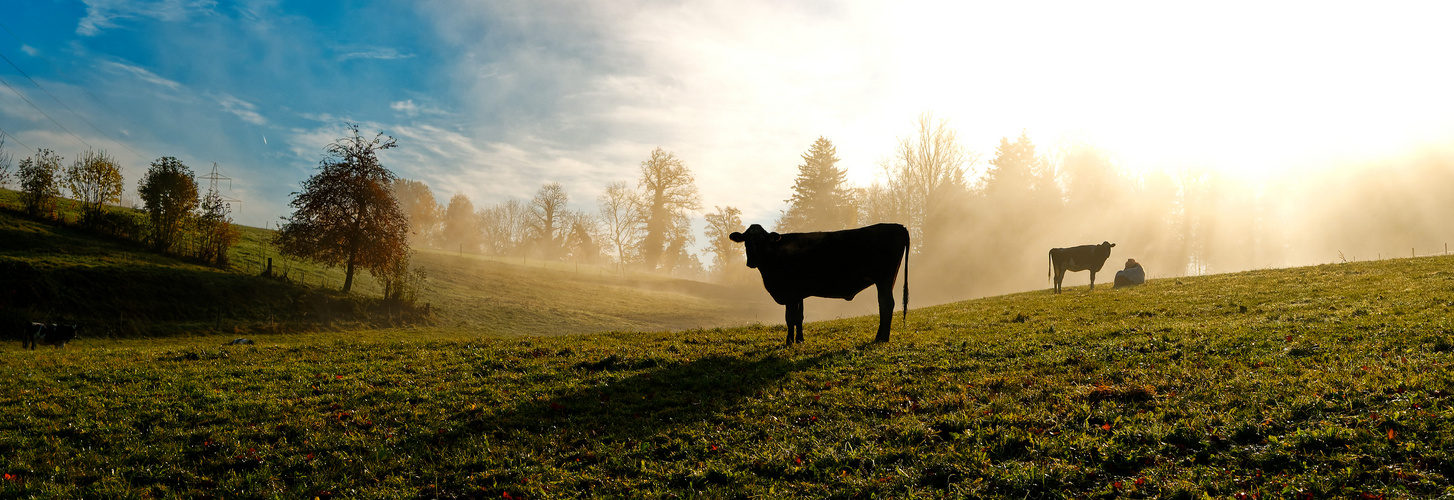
390,146 -> 732,281
0,136 -> 238,267
384,110 -> 1450,303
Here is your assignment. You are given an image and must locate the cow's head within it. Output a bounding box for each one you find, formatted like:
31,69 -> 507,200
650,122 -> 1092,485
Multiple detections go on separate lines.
728,224 -> 780,268
1098,241 -> 1116,257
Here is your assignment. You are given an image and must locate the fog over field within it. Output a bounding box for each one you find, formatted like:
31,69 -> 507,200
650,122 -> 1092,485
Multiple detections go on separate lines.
2,1 -> 1452,311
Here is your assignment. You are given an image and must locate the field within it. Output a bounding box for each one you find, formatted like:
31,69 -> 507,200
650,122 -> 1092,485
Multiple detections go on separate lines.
4,241 -> 1454,497
0,189 -> 790,337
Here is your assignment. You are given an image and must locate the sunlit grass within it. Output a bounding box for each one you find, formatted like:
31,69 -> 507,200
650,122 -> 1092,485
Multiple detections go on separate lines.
4,255 -> 1453,497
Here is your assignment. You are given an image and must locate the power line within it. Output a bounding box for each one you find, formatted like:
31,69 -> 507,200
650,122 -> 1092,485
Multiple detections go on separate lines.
0,73 -> 94,151
0,49 -> 148,162
0,20 -> 168,152
0,127 -> 33,152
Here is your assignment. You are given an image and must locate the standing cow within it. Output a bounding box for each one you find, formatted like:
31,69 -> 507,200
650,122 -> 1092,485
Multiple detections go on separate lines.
730,223 -> 910,345
23,323 -> 79,350
1048,241 -> 1116,293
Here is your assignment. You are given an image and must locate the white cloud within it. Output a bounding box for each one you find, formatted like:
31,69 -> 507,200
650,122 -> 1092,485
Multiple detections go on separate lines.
216,94 -> 266,125
77,0 -> 219,36
337,47 -> 415,62
20,45 -> 38,56
99,60 -> 182,90
389,99 -> 447,118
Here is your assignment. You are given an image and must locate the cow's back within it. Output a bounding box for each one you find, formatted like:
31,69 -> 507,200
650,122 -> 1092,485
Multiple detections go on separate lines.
759,223 -> 909,301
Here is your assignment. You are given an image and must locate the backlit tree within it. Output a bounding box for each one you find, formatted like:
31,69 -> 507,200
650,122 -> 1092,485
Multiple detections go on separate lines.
18,148 -> 63,218
275,125 -> 409,293
65,148 -> 124,228
636,148 -> 700,271
137,156 -> 198,252
779,137 -> 854,232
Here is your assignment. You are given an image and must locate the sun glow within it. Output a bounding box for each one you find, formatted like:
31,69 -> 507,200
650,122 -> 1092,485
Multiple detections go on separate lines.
841,1 -> 1454,185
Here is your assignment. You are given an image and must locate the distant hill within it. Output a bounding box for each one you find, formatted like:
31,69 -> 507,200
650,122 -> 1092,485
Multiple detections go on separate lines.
0,189 -> 811,337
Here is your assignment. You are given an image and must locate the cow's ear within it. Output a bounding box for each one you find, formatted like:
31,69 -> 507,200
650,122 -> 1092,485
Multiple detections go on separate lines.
769,232 -> 781,242
1110,243 -> 1116,248
729,232 -> 744,242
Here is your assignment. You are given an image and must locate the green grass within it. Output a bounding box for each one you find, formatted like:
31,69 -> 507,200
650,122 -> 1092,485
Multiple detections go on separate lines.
0,189 -> 782,337
4,254 -> 1453,498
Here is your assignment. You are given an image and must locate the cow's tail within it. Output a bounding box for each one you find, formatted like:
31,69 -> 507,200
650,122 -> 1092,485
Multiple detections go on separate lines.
902,236 -> 910,324
1047,251 -> 1052,283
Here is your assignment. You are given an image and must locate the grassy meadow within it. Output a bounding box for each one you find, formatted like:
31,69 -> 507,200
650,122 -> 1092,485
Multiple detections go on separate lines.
0,188 -> 785,337
4,245 -> 1454,497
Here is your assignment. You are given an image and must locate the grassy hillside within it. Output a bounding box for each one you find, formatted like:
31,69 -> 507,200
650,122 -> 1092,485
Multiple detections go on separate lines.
0,189 -> 788,337
3,254 -> 1453,498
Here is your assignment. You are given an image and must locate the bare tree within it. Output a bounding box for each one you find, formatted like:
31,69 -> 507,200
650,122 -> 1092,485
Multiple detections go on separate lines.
530,182 -> 570,260
880,112 -> 974,245
561,209 -> 602,264
275,125 -> 409,293
478,198 -> 531,256
0,136 -> 13,189
703,205 -> 746,283
65,148 -> 125,228
636,148 -> 700,270
597,180 -> 642,270
390,178 -> 443,248
441,192 -> 482,254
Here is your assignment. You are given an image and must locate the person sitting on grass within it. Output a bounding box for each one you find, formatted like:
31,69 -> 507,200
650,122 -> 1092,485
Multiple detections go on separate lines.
1113,258 -> 1145,288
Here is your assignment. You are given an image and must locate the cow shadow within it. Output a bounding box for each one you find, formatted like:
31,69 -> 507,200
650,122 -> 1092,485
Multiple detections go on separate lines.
438,346 -> 849,447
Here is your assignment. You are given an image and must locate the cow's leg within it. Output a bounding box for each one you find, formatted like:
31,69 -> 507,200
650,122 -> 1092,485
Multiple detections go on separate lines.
1053,268 -> 1065,294
793,300 -> 805,344
784,301 -> 804,345
875,283 -> 895,343
1089,271 -> 1096,291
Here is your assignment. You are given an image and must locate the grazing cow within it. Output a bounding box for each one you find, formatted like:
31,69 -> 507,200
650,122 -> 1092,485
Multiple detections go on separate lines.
1113,258 -> 1146,289
25,324 -> 78,350
729,223 -> 910,345
1048,241 -> 1116,293
22,323 -> 49,350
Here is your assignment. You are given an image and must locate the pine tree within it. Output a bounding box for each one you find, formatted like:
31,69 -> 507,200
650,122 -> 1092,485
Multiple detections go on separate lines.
779,137 -> 853,232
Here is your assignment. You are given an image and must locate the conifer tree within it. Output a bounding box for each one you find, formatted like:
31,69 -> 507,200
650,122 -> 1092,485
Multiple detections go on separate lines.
779,137 -> 853,232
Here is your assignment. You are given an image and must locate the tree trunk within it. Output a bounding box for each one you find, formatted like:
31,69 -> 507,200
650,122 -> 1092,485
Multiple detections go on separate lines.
343,251 -> 357,293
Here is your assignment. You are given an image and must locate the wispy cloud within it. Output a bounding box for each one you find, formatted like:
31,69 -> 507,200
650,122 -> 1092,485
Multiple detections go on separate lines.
337,47 -> 415,62
98,60 -> 183,90
216,94 -> 266,125
77,0 -> 219,36
389,99 -> 447,118
20,45 -> 38,56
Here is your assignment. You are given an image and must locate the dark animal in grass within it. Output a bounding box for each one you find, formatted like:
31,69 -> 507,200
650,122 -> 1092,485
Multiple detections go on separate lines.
729,223 -> 910,345
1048,241 -> 1116,293
24,323 -> 78,350
1113,258 -> 1146,288
22,323 -> 48,349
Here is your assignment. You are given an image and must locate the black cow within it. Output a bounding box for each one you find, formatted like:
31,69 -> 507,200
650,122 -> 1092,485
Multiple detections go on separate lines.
729,223 -> 910,345
22,323 -> 48,350
24,323 -> 78,350
1048,241 -> 1116,293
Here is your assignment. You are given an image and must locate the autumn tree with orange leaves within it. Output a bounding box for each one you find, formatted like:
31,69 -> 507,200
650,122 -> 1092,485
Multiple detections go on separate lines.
275,125 -> 410,293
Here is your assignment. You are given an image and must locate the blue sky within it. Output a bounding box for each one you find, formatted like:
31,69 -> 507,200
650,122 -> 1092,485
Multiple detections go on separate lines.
3,1 -> 1454,236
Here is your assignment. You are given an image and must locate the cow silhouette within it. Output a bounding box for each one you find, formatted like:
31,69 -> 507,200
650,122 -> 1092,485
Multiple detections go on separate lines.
1048,241 -> 1116,293
730,223 -> 909,345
